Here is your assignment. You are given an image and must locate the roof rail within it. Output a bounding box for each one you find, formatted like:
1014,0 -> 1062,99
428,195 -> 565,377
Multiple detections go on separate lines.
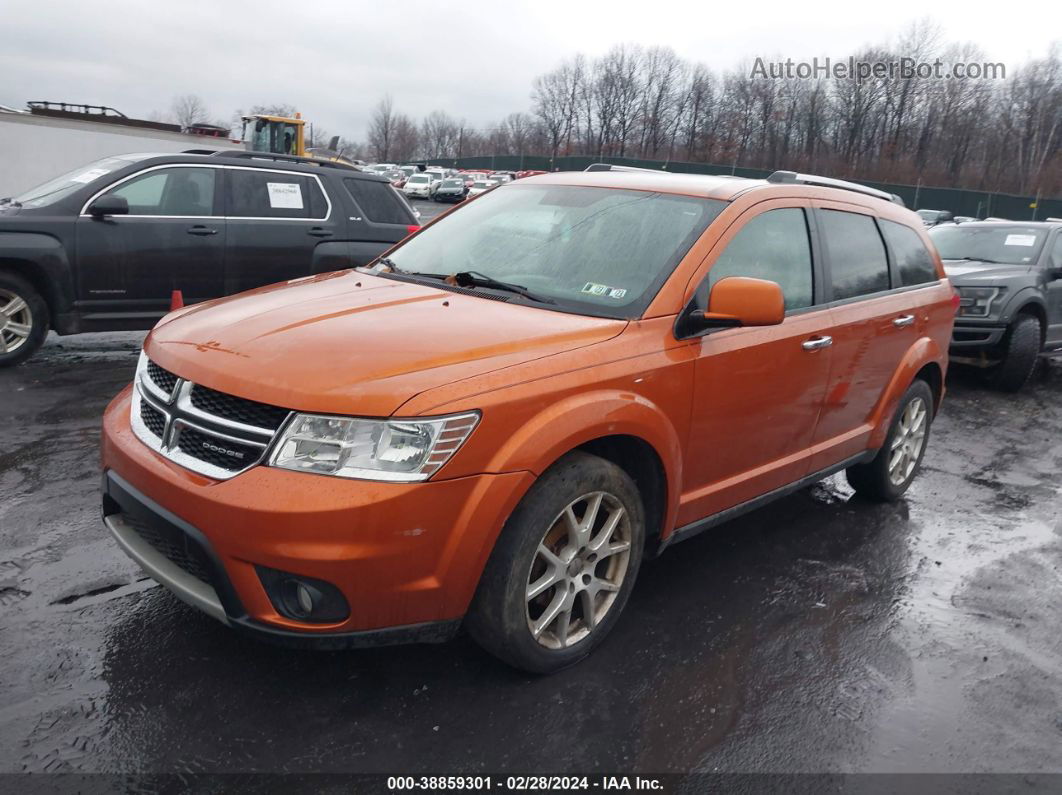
767,170 -> 905,206
584,163 -> 669,174
212,150 -> 361,171
182,149 -> 221,155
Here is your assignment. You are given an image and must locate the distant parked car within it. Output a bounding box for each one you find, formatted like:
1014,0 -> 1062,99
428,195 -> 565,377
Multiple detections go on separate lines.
468,179 -> 498,197
516,170 -> 548,179
953,216 -> 980,223
0,151 -> 420,366
433,177 -> 468,203
490,172 -> 515,184
917,209 -> 955,227
402,173 -> 436,199
930,220 -> 1062,391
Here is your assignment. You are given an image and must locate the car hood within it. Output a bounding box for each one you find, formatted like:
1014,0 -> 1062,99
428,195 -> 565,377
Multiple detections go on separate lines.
145,270 -> 626,417
943,260 -> 1034,284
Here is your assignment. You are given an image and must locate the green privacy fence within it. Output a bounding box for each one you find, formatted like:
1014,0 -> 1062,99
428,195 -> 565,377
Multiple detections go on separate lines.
425,155 -> 1062,221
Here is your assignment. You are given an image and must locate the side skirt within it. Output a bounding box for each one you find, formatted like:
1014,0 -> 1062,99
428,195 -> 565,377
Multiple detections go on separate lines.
657,450 -> 876,554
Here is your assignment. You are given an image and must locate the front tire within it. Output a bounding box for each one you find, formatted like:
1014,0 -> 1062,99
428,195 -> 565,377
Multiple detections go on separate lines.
0,270 -> 49,367
846,379 -> 934,501
466,451 -> 645,674
988,314 -> 1041,392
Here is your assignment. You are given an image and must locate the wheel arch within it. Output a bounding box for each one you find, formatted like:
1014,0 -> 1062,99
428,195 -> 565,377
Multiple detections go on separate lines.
1009,299 -> 1047,345
868,336 -> 946,448
576,434 -> 669,555
0,233 -> 76,329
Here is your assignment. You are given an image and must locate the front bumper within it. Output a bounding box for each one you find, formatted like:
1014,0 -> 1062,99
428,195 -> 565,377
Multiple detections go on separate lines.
101,386 -> 534,645
950,321 -> 1006,352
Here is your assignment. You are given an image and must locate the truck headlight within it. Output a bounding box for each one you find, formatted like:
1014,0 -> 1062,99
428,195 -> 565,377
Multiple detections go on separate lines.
268,412 -> 479,482
957,287 -> 1003,317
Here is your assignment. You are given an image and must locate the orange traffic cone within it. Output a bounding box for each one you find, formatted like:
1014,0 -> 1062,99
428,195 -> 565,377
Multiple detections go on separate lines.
170,290 -> 184,311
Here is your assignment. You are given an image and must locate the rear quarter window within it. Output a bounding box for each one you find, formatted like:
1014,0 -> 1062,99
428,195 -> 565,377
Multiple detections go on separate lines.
881,220 -> 939,286
344,178 -> 415,225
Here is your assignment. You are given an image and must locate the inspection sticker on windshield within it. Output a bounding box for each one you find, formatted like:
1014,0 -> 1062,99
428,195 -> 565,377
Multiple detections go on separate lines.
70,168 -> 111,184
1005,234 -> 1037,247
582,282 -> 628,300
267,182 -> 304,209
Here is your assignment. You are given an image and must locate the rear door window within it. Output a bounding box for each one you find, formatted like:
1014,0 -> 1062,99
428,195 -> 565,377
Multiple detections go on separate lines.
821,210 -> 890,300
705,208 -> 814,311
227,170 -> 325,219
344,178 -> 415,225
880,219 -> 938,286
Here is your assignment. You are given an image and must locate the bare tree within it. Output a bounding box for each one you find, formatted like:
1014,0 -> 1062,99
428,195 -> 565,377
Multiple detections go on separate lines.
172,94 -> 208,129
368,96 -> 397,161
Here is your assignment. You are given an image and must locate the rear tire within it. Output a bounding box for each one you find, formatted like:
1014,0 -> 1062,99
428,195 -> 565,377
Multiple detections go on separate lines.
987,314 -> 1041,392
846,379 -> 934,502
0,270 -> 49,368
466,451 -> 645,674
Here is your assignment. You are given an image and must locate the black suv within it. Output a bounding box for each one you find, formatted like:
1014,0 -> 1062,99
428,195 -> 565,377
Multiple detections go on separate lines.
0,151 -> 420,366
930,220 -> 1062,391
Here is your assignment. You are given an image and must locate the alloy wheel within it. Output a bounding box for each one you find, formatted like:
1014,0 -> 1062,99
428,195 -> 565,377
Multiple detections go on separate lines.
525,491 -> 632,650
0,288 -> 33,355
888,397 -> 928,486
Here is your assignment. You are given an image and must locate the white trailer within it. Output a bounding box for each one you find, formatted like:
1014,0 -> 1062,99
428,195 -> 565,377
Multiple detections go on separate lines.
0,110 -> 242,197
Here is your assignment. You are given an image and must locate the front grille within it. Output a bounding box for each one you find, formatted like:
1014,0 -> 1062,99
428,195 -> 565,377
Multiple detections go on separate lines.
147,361 -> 178,394
190,385 -> 290,430
122,511 -> 213,584
176,426 -> 261,472
140,401 -> 166,439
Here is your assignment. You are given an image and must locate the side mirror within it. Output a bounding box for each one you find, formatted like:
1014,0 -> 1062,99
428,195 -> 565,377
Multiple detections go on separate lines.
703,276 -> 785,327
88,195 -> 129,218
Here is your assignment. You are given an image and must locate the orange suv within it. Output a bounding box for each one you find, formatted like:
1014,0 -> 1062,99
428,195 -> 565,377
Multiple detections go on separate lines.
101,166 -> 955,672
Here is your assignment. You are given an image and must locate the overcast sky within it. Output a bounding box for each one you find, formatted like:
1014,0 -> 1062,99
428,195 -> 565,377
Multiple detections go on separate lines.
1,0 -> 1057,141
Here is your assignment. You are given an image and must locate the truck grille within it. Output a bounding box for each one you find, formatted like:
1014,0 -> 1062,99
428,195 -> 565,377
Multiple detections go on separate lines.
140,401 -> 166,439
189,385 -> 290,431
147,361 -> 178,395
131,355 -> 289,480
176,425 -> 262,472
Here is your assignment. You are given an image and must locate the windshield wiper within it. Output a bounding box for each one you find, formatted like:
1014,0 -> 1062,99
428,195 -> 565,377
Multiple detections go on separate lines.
948,256 -> 1007,265
452,271 -> 555,304
373,262 -> 554,304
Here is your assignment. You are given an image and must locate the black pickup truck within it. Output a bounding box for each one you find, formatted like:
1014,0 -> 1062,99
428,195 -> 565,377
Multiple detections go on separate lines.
929,220 -> 1062,391
0,151 -> 420,365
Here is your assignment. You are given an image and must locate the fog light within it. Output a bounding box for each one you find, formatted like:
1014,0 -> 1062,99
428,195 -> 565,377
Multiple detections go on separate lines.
296,583 -> 314,615
255,566 -> 349,623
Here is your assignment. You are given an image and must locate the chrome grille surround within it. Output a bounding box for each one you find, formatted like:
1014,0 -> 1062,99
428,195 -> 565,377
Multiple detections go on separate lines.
130,355 -> 290,481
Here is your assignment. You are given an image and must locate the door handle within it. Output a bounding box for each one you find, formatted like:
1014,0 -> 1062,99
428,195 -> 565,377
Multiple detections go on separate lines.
802,335 -> 833,351
308,227 -> 334,237
893,315 -> 916,327
186,225 -> 217,236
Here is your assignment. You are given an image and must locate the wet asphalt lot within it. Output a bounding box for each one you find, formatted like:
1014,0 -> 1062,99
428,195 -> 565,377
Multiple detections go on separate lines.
2,202 -> 1062,776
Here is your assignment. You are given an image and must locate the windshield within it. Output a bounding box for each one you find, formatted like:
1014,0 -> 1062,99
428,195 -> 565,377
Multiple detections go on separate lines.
12,153 -> 153,208
917,210 -> 943,221
408,175 -> 430,184
930,224 -> 1047,265
442,179 -> 464,187
370,184 -> 725,319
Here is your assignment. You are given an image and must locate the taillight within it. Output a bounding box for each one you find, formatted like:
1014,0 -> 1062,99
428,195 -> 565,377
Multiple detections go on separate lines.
406,225 -> 420,236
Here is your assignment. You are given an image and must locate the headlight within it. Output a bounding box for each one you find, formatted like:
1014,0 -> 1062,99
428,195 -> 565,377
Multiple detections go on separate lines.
957,287 -> 1003,317
269,412 -> 480,482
